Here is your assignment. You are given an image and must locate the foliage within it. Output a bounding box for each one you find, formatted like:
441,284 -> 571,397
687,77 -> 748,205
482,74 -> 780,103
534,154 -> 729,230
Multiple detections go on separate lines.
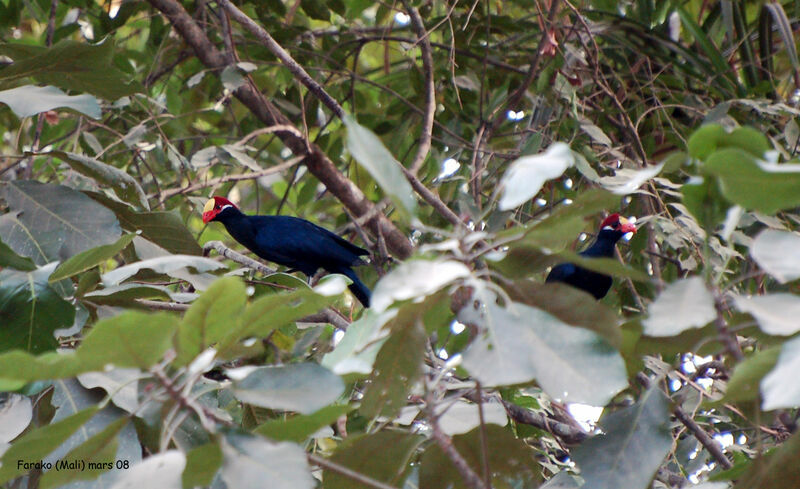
1,0 -> 800,488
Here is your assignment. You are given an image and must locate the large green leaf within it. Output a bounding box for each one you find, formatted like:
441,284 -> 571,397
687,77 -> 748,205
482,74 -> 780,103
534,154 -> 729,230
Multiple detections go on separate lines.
0,407 -> 97,484
688,124 -> 770,160
704,148 -> 800,214
721,347 -> 779,404
461,299 -> 628,406
320,309 -> 393,375
0,180 -> 121,265
343,115 -> 417,218
100,254 -> 226,288
733,431 -> 800,489
0,265 -> 74,353
174,276 -> 246,366
220,433 -> 314,489
323,432 -> 424,489
256,404 -> 353,442
0,84 -> 100,118
85,191 -> 202,255
370,259 -> 470,313
49,232 -> 136,282
50,151 -> 149,209
572,387 -> 672,489
230,363 -> 344,414
360,321 -> 426,420
420,425 -> 539,489
0,39 -> 141,100
78,311 -> 178,369
0,235 -> 35,271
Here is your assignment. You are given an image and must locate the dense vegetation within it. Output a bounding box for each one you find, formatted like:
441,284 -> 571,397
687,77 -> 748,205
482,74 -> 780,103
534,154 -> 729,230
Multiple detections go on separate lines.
1,0 -> 800,487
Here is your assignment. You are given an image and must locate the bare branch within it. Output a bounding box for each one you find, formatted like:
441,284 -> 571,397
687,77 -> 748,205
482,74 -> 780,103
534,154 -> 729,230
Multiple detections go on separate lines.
219,0 -> 345,119
401,0 -> 435,176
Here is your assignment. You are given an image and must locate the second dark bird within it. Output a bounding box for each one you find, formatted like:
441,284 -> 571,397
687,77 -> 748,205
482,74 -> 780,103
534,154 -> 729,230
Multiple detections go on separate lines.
202,196 -> 371,307
545,213 -> 636,299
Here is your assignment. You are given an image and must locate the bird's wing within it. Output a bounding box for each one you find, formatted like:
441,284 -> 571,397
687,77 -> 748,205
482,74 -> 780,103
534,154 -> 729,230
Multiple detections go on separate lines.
249,216 -> 366,274
545,262 -> 577,283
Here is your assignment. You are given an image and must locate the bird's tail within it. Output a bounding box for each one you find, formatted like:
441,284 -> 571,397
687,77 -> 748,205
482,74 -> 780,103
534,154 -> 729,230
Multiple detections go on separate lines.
339,268 -> 371,307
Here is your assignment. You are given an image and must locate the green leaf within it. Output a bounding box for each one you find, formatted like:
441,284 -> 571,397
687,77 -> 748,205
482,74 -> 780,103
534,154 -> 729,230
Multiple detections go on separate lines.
461,299 -> 628,405
82,283 -> 173,305
323,432 -> 424,489
508,281 -> 622,349
0,265 -> 75,353
734,293 -> 800,336
704,148 -> 800,214
0,235 -> 35,271
0,407 -> 97,484
256,404 -> 353,442
220,433 -> 314,489
642,277 -> 716,337
721,347 -> 779,404
50,233 -> 136,282
50,151 -> 149,209
100,254 -> 226,287
230,363 -> 344,414
320,309 -> 393,376
183,442 -> 223,488
343,115 -> 417,218
85,191 -> 202,255
750,229 -> 800,283
38,417 -> 127,489
360,321 -> 426,420
0,181 -> 121,265
572,387 -> 672,489
174,276 -> 246,366
0,39 -> 141,100
110,450 -> 185,489
761,334 -> 800,410
733,431 -> 800,489
78,311 -> 178,369
219,288 -> 335,354
498,142 -> 574,210
300,0 -> 331,20
420,425 -> 539,488
371,259 -> 470,313
0,84 -> 100,118
688,124 -> 770,160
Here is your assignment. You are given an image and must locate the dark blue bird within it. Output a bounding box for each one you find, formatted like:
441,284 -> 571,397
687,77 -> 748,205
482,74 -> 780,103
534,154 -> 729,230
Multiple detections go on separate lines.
202,196 -> 371,307
545,213 -> 636,299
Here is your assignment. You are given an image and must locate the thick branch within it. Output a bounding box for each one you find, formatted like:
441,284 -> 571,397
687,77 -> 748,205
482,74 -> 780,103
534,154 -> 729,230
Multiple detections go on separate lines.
146,0 -> 412,259
500,399 -> 588,444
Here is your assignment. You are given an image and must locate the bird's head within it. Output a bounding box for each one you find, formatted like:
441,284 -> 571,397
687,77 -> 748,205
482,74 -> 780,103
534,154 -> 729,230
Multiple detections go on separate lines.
202,196 -> 238,224
599,213 -> 637,237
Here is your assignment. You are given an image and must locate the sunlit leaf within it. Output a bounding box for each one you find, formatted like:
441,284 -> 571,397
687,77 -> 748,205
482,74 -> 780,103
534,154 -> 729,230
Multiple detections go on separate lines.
461,299 -> 627,405
642,277 -> 716,336
230,363 -> 344,414
50,233 -> 136,282
761,334 -> 800,410
371,259 -> 470,313
108,450 -> 184,489
498,142 -> 574,210
734,293 -> 800,335
0,84 -> 100,118
220,433 -> 314,489
750,229 -> 800,283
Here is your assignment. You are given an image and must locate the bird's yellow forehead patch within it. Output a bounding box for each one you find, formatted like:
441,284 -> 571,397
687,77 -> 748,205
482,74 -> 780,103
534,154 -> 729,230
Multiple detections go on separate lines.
203,199 -> 215,213
618,216 -> 629,225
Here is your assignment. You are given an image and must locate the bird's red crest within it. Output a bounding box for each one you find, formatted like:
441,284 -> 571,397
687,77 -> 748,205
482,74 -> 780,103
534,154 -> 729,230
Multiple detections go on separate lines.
600,214 -> 621,229
202,196 -> 237,223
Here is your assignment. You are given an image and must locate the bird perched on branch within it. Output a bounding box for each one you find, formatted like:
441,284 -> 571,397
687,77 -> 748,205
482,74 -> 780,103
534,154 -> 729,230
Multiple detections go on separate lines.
202,196 -> 371,307
545,213 -> 636,299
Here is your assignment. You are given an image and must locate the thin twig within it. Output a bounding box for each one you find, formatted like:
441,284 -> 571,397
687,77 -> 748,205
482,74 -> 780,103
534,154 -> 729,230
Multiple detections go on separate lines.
158,157 -> 301,202
203,240 -> 276,274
